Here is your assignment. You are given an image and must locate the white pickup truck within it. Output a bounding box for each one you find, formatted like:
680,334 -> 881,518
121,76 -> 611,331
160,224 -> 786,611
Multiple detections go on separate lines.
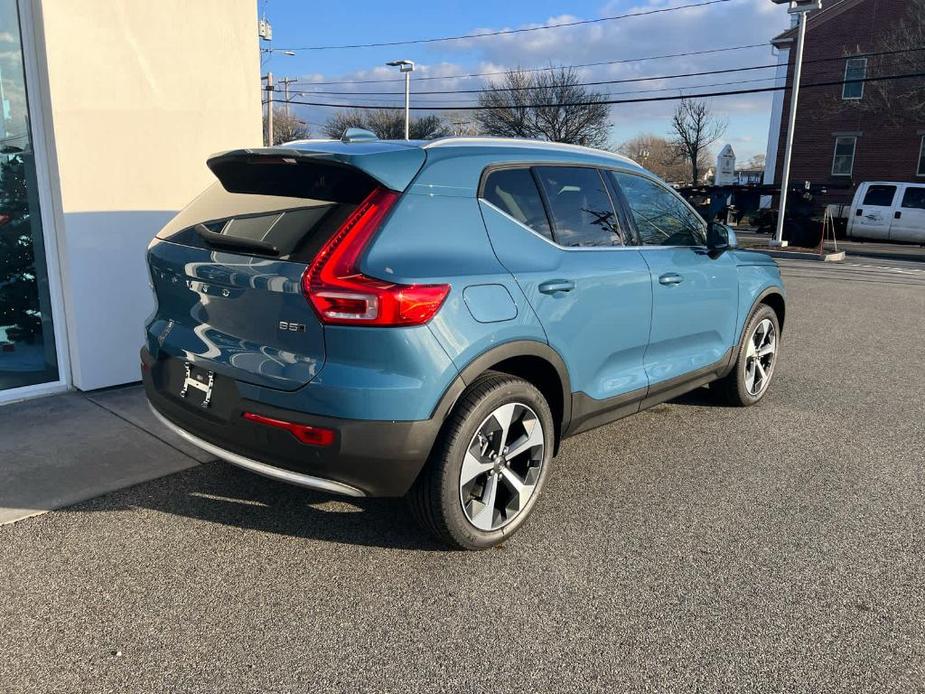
842,181 -> 925,243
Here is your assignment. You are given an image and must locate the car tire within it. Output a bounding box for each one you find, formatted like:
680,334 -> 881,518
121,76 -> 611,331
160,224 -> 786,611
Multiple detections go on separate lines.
407,371 -> 555,550
715,304 -> 781,407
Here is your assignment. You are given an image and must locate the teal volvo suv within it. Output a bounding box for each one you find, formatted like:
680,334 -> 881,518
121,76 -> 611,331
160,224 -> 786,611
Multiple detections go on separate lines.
143,133 -> 785,549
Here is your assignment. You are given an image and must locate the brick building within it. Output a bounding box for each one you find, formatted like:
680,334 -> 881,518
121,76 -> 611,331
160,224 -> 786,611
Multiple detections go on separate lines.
763,0 -> 925,209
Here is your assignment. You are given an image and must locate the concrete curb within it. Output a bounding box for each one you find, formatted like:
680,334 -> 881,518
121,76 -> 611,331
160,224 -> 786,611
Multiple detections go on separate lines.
743,247 -> 846,263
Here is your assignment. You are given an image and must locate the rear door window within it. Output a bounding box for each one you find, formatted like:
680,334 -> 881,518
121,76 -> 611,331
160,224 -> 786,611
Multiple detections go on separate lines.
901,186 -> 925,209
533,167 -> 624,247
481,168 -> 552,239
862,185 -> 897,207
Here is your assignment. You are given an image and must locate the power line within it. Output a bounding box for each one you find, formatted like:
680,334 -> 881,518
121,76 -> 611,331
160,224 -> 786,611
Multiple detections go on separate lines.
274,71 -> 925,111
277,74 -> 790,110
282,72 -> 788,107
287,63 -> 785,97
290,43 -> 770,86
278,0 -> 736,51
278,46 -> 925,101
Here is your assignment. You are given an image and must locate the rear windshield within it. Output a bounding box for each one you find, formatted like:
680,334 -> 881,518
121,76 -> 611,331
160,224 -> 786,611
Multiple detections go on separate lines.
156,183 -> 363,261
157,154 -> 387,260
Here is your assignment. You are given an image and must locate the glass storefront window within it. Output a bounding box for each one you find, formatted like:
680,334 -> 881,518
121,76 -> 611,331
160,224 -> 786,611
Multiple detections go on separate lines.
0,0 -> 60,391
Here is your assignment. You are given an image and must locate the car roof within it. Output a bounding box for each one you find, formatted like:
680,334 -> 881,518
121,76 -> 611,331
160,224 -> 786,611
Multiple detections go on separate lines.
281,136 -> 643,170
236,136 -> 649,194
423,136 -> 638,165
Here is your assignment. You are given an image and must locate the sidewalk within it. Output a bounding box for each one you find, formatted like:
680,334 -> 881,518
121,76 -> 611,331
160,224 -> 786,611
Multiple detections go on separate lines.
0,385 -> 213,525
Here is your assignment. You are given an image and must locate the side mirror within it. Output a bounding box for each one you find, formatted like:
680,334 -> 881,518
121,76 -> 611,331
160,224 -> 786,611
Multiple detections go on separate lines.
707,221 -> 736,252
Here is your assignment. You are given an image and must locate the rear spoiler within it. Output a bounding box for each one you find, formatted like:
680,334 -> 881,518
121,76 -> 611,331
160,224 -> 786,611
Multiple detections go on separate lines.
206,143 -> 426,199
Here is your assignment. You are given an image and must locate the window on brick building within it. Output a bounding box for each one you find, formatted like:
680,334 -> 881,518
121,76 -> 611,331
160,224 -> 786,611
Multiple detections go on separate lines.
831,137 -> 856,176
842,58 -> 867,100
918,136 -> 925,177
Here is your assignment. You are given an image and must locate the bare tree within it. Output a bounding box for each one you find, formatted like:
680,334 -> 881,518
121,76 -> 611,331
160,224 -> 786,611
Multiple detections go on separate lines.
669,98 -> 727,184
476,70 -> 535,139
745,153 -> 766,170
264,108 -> 310,145
320,109 -> 366,138
617,134 -> 690,183
321,109 -> 448,140
476,68 -> 611,147
443,111 -> 482,136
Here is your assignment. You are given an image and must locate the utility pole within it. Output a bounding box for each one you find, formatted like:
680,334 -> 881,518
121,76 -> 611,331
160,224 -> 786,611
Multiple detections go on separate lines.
771,0 -> 822,247
263,72 -> 274,146
278,77 -> 297,118
386,60 -> 415,140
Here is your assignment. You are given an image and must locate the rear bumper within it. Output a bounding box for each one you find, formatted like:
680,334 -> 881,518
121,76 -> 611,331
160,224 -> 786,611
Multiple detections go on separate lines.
142,348 -> 441,497
150,405 -> 367,497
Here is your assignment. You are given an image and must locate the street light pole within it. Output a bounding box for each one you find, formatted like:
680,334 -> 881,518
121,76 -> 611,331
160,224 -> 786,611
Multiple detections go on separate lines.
386,60 -> 415,140
771,0 -> 822,247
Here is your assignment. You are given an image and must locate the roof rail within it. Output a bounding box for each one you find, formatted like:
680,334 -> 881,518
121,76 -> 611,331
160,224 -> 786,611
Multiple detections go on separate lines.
422,136 -> 636,165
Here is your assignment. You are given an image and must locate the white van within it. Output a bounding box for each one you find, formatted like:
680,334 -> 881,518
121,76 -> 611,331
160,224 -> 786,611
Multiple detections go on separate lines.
847,181 -> 925,243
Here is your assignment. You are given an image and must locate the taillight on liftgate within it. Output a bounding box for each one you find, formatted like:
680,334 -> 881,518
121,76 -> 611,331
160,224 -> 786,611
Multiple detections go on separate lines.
301,187 -> 450,326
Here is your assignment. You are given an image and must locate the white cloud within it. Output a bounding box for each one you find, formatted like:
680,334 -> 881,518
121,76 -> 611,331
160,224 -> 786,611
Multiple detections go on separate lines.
291,0 -> 789,155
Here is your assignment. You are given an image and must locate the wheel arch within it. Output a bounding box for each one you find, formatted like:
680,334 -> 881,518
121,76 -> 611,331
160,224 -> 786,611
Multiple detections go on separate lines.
433,341 -> 572,449
758,289 -> 786,334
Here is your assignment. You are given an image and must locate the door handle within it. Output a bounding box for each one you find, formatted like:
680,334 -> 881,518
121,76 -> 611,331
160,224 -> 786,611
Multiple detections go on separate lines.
538,279 -> 575,294
895,210 -> 902,219
658,273 -> 683,286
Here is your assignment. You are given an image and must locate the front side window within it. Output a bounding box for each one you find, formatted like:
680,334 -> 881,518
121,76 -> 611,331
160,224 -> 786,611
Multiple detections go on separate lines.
901,186 -> 925,210
534,167 -> 624,247
862,185 -> 896,207
842,57 -> 867,100
918,136 -> 925,177
832,137 -> 856,176
480,168 -> 552,239
610,172 -> 707,247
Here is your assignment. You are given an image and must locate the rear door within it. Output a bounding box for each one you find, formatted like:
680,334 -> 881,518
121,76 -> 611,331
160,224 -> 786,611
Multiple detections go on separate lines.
479,165 -> 652,408
147,155 -> 383,391
891,185 -> 925,242
610,171 -> 738,387
850,184 -> 897,240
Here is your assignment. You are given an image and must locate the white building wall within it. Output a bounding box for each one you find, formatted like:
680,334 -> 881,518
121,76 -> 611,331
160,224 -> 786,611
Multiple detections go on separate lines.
29,0 -> 262,390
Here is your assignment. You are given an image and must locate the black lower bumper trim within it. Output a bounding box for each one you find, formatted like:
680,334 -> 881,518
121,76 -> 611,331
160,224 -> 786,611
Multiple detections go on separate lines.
142,349 -> 440,497
150,405 -> 367,496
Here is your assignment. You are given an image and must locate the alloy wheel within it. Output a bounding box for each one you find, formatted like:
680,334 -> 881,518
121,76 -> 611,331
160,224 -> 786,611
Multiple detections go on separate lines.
744,318 -> 777,396
459,402 -> 545,532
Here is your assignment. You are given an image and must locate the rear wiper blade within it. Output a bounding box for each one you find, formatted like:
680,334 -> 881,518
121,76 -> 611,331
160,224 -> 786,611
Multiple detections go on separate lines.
194,223 -> 280,257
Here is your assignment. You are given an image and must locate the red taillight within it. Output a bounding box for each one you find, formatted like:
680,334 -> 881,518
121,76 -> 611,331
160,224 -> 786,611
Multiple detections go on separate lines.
302,187 -> 450,326
242,412 -> 336,447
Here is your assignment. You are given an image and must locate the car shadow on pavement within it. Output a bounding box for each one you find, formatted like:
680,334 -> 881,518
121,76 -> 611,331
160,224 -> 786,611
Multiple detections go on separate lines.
76,460 -> 450,552
667,385 -> 735,409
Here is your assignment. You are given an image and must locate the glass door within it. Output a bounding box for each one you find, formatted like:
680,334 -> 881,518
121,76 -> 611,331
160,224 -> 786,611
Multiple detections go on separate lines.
0,0 -> 60,392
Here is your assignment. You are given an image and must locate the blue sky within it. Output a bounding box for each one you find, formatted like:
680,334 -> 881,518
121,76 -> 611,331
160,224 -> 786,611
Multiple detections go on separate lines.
260,0 -> 791,162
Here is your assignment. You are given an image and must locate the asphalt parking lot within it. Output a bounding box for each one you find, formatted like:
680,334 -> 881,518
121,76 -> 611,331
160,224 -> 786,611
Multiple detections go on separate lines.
2,258 -> 924,693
